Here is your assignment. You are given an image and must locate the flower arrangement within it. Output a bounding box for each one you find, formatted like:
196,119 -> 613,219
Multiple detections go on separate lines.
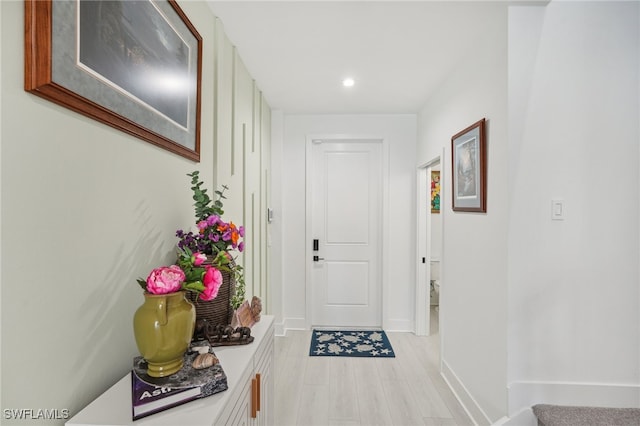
136,247 -> 223,301
175,171 -> 246,309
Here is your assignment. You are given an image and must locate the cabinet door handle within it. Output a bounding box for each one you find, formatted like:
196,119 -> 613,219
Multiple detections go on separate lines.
256,373 -> 261,412
251,378 -> 258,418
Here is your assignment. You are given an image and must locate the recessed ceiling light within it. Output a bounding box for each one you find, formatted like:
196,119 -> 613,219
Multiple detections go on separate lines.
342,78 -> 355,87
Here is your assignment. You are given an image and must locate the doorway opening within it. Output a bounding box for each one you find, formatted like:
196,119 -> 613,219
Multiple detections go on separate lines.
416,157 -> 443,337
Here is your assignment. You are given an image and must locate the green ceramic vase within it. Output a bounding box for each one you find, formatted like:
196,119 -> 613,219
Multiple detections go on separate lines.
133,291 -> 195,378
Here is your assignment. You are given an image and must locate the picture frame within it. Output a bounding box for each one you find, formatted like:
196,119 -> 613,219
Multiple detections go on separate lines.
451,118 -> 486,212
430,170 -> 440,214
25,0 -> 202,162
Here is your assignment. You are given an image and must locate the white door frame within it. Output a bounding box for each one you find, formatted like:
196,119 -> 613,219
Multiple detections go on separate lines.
305,134 -> 390,330
415,155 -> 443,336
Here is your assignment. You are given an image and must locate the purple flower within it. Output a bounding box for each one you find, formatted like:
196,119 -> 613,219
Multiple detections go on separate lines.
206,215 -> 220,227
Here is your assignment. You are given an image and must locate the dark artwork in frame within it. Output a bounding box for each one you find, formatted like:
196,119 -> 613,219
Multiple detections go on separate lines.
79,1 -> 191,128
25,0 -> 202,162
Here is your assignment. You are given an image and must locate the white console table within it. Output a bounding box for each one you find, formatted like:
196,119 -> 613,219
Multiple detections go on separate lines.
66,315 -> 274,426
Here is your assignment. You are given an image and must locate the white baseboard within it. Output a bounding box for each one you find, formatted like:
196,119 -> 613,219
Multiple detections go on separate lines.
383,318 -> 414,332
275,320 -> 286,336
277,317 -> 307,336
508,381 -> 640,416
277,317 -> 414,334
442,360 -> 492,426
492,408 -> 537,426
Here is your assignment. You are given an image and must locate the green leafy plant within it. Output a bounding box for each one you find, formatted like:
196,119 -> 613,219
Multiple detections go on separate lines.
188,170 -> 227,222
230,267 -> 246,310
177,171 -> 246,310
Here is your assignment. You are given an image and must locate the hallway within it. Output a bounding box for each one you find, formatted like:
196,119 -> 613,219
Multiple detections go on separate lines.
273,310 -> 472,426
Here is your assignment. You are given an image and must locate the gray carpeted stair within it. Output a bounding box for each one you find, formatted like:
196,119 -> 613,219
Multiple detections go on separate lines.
532,404 -> 640,426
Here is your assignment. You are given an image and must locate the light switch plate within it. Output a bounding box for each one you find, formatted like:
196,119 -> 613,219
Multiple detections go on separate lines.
551,199 -> 564,220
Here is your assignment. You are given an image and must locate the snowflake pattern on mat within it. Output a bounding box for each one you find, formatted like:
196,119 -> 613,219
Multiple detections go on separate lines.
309,330 -> 395,358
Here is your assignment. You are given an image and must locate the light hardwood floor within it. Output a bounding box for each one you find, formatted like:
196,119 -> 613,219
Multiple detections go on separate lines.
274,308 -> 473,426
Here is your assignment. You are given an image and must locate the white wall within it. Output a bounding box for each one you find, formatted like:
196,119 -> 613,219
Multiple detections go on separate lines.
508,1 -> 640,413
417,2 -> 508,423
1,2 -> 269,423
273,114 -> 417,333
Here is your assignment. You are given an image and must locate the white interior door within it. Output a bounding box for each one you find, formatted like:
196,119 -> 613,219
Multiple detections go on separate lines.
310,139 -> 382,328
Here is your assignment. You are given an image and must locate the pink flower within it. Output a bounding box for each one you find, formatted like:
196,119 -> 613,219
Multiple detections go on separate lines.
196,220 -> 208,231
200,266 -> 223,301
146,265 -> 185,295
193,252 -> 207,266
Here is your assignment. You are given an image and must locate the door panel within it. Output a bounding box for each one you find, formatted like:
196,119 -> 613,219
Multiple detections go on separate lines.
326,152 -> 370,243
311,140 -> 382,327
327,261 -> 369,305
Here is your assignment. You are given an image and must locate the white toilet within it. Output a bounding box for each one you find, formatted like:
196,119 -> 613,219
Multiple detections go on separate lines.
430,261 -> 440,306
430,280 -> 440,305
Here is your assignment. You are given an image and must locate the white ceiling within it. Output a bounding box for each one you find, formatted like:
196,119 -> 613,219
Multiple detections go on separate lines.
206,1 -> 511,114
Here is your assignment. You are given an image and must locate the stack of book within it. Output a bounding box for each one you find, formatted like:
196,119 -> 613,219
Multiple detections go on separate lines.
131,351 -> 228,420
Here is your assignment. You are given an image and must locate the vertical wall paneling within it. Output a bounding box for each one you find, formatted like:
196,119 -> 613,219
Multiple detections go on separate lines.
252,85 -> 261,300
231,49 -> 237,178
214,19 -> 234,190
234,52 -> 254,298
213,17 -> 271,312
251,84 -> 260,299
261,97 -> 272,312
252,192 -> 257,297
228,50 -> 250,285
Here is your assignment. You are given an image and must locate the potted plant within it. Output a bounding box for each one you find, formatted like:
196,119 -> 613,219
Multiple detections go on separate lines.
175,171 -> 246,326
133,249 -> 223,377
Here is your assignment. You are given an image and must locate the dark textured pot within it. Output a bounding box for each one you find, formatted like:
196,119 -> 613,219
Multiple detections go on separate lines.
186,258 -> 235,327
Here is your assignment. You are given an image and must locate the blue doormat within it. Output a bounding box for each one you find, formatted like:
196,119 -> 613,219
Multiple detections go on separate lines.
309,329 -> 395,357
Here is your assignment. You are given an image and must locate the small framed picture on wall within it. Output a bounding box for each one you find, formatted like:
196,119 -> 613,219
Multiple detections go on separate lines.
431,170 -> 440,214
451,118 -> 486,212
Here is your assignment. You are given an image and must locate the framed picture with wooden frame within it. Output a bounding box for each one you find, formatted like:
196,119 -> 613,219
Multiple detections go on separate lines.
24,0 -> 202,162
451,118 -> 486,212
